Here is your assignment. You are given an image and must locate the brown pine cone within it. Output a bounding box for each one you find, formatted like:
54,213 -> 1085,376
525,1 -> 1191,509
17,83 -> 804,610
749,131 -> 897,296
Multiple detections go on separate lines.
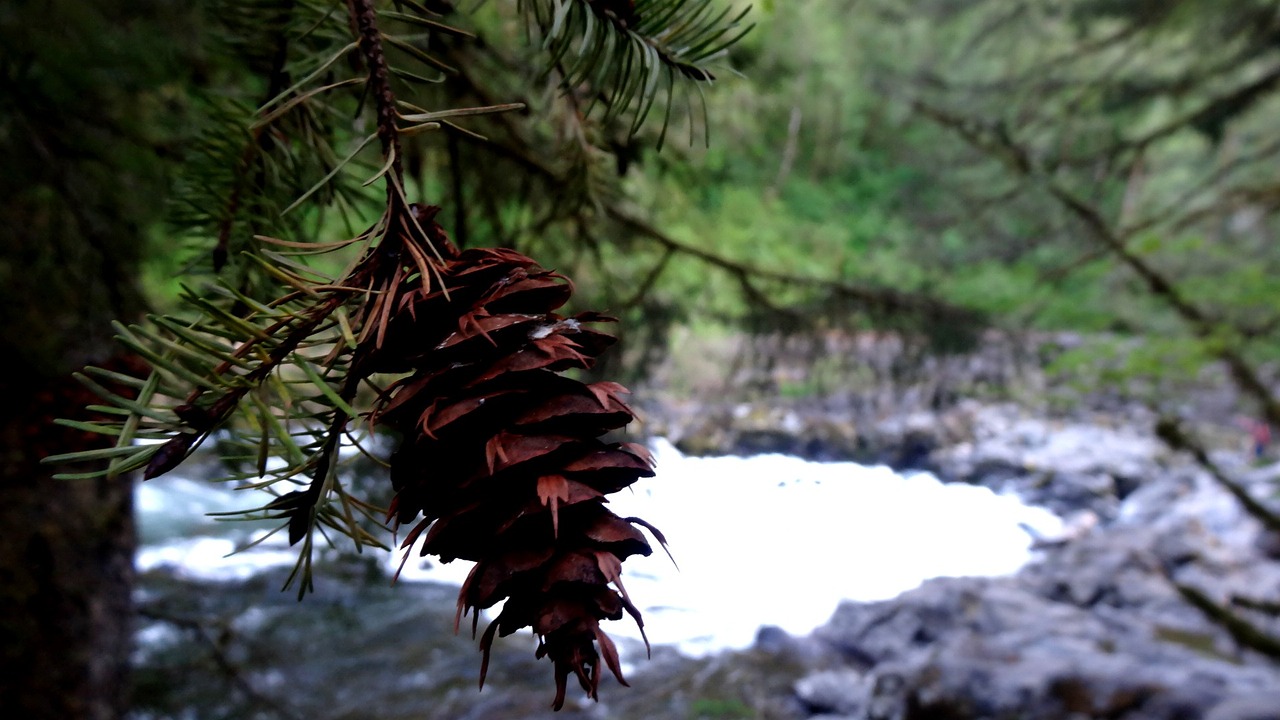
368,204 -> 663,709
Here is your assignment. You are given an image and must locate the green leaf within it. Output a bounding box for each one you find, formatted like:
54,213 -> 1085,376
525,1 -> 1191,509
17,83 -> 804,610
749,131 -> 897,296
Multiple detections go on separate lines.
379,9 -> 475,37
295,357 -> 360,419
72,374 -> 175,423
251,392 -> 308,467
283,133 -> 378,215
383,34 -> 457,75
43,444 -> 160,463
258,41 -> 359,114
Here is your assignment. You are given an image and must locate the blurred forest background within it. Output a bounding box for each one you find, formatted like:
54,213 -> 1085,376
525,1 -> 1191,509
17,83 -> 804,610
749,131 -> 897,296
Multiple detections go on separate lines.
4,0 -> 1280,718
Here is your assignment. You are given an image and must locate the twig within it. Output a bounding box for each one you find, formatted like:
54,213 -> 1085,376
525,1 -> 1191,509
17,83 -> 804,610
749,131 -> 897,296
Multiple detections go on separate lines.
137,606 -> 306,720
1173,582 -> 1280,661
606,206 -> 983,330
1232,595 -> 1280,617
1154,417 -> 1280,536
348,0 -> 403,187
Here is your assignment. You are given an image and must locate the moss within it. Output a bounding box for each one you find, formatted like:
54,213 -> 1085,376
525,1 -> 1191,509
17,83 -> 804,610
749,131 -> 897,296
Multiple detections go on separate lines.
1152,625 -> 1238,663
689,697 -> 754,719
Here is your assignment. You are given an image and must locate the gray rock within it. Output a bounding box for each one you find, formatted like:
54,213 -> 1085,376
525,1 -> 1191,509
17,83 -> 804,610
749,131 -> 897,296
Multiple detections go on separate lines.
755,624 -> 840,667
807,510 -> 1280,720
927,403 -> 1173,519
640,383 -> 1280,720
1205,691 -> 1280,720
793,669 -> 868,716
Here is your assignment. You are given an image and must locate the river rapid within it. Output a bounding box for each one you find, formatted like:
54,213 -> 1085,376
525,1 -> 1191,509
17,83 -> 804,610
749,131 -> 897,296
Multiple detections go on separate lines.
136,438 -> 1061,660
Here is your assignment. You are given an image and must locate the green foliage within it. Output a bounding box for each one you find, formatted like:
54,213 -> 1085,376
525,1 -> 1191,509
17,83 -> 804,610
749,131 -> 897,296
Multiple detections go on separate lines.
609,0 -> 1280,401
520,0 -> 753,143
689,697 -> 754,719
60,0 -> 1280,437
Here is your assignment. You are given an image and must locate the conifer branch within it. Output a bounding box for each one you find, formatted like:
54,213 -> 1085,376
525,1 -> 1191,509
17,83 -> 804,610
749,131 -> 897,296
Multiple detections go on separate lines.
349,0 -> 404,188
213,1 -> 300,272
519,0 -> 753,142
51,1 -> 753,707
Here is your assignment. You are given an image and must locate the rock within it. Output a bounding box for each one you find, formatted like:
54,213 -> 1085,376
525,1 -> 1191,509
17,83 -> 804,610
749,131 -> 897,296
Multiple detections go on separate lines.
754,625 -> 795,655
651,401 -> 868,463
1205,691 -> 1280,720
793,669 -> 868,716
800,479 -> 1280,720
804,567 -> 1280,719
754,625 -> 840,668
926,403 -> 1172,520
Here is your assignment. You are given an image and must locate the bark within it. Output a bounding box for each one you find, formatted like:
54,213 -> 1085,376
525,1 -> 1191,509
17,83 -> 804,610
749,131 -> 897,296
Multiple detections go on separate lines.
0,72 -> 150,720
0,1 -> 187,712
0,242 -> 142,718
0,430 -> 136,719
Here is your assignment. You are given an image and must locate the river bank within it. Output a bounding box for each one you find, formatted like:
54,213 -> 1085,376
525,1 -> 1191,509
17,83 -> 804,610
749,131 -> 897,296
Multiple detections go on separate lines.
677,406 -> 1280,720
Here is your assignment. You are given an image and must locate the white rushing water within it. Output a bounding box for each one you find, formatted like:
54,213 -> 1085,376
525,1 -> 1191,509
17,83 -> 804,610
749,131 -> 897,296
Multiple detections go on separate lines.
137,438 -> 1062,657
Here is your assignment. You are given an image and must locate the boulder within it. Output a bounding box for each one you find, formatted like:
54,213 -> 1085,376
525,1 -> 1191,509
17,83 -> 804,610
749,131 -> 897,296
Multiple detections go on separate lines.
796,480 -> 1280,720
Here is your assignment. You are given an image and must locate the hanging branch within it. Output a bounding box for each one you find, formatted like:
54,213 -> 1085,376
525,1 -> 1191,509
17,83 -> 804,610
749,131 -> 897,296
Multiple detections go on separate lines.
440,111 -> 986,338
50,0 -> 752,708
213,0 -> 300,272
1173,582 -> 1280,662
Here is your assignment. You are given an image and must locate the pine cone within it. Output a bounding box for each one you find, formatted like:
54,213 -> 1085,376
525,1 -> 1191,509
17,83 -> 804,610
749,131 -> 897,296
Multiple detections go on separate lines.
368,204 -> 662,710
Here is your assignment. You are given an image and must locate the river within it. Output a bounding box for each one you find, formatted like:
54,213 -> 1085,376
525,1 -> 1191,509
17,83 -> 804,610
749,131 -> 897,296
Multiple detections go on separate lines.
136,438 -> 1062,660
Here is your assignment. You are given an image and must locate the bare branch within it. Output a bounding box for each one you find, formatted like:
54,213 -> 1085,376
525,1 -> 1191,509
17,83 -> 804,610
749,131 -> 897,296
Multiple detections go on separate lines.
914,98 -> 1280,426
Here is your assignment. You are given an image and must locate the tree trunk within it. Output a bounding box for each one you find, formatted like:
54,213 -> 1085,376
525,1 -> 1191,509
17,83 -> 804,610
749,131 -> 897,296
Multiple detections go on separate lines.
0,429 -> 136,719
0,198 -> 146,717
0,2 -> 181,714
0,74 -> 153,720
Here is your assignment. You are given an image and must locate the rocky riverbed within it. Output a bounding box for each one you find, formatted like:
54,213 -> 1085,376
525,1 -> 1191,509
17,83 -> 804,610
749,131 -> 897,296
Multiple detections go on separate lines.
128,327 -> 1280,719
804,419 -> 1280,719
130,397 -> 1280,720
631,398 -> 1280,720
